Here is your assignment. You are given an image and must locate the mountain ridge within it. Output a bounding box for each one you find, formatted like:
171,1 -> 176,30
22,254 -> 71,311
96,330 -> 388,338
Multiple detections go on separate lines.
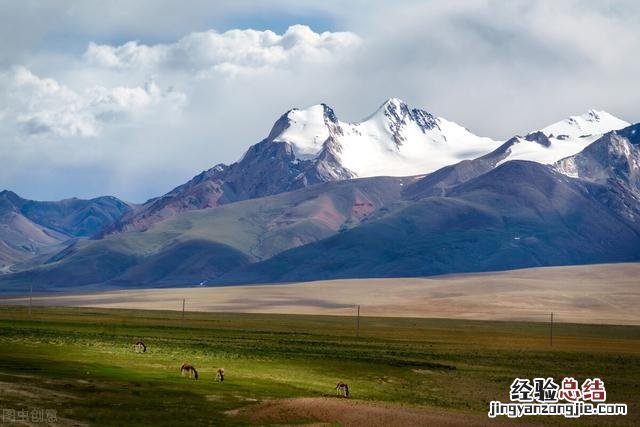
106,100 -> 627,233
214,158 -> 640,284
0,102 -> 636,288
0,191 -> 131,271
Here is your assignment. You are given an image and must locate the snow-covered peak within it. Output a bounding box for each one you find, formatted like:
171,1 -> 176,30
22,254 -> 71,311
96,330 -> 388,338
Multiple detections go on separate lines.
365,98 -> 441,142
372,97 -> 409,117
267,99 -> 501,177
541,110 -> 629,138
378,98 -> 407,120
369,97 -> 407,113
384,97 -> 406,106
494,111 -> 631,167
273,104 -> 335,159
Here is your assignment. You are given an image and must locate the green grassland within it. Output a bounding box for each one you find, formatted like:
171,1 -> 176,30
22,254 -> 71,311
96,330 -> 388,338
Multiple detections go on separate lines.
0,306 -> 638,426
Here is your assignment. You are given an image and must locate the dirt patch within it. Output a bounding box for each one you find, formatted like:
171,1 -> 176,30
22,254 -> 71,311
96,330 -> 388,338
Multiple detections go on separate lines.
0,380 -> 78,401
0,380 -> 88,427
228,397 -> 534,427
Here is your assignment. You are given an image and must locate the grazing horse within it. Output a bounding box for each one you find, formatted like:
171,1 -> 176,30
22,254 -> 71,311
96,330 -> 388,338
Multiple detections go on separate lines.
216,368 -> 225,382
180,363 -> 199,380
133,340 -> 147,353
335,381 -> 349,398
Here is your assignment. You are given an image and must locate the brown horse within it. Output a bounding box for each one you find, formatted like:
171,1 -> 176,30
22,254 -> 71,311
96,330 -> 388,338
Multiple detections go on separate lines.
216,368 -> 225,382
180,363 -> 198,380
133,340 -> 147,353
336,381 -> 349,398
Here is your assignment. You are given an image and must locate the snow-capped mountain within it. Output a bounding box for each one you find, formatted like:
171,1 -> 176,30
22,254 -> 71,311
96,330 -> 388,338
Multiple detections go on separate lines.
107,98 -> 500,232
542,110 -> 629,138
105,100 -> 631,234
275,98 -> 500,177
496,110 -> 630,166
404,115 -> 632,200
4,106 -> 640,288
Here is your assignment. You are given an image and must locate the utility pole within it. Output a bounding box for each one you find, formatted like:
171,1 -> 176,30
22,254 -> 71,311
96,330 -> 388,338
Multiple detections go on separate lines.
182,299 -> 185,321
356,305 -> 360,338
550,312 -> 554,347
28,285 -> 32,318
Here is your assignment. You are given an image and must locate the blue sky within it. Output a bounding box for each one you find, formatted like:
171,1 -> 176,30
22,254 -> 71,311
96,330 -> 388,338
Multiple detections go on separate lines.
37,6 -> 341,54
1,1 -> 639,202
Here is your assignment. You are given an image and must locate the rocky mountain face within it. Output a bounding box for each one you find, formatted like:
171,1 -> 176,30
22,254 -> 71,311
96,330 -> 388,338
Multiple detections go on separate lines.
555,125 -> 640,193
106,105 -> 357,233
554,124 -> 640,228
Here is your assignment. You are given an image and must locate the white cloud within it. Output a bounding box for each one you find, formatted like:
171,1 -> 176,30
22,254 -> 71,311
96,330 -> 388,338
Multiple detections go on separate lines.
88,81 -> 186,120
85,41 -> 167,69
8,66 -> 99,137
2,66 -> 186,138
84,25 -> 361,75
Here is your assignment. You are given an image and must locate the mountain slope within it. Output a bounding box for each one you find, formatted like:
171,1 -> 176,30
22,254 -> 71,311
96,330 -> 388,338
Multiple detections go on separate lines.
497,110 -> 629,166
403,113 -> 630,199
1,110 -> 637,290
0,177 -> 410,290
0,190 -> 131,271
542,110 -> 629,138
214,161 -> 640,284
107,104 -> 628,234
0,208 -> 67,272
553,123 -> 640,228
108,99 -> 499,233
555,123 -> 640,192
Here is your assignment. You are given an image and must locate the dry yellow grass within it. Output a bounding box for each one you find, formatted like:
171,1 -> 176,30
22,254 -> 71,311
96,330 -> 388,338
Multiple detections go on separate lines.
3,263 -> 639,325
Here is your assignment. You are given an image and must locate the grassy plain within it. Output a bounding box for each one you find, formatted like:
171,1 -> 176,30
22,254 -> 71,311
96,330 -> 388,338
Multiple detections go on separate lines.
0,306 -> 638,426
